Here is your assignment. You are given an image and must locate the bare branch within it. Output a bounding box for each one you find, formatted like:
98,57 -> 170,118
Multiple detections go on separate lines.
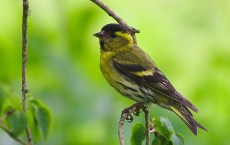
90,0 -> 140,35
22,0 -> 33,144
143,106 -> 150,145
0,123 -> 28,145
22,0 -> 29,117
118,114 -> 126,145
0,109 -> 15,123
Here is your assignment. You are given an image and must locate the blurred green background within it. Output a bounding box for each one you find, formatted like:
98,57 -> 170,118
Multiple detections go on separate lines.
0,0 -> 230,145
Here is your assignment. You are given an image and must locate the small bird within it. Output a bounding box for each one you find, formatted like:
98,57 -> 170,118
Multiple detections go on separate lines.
94,23 -> 207,135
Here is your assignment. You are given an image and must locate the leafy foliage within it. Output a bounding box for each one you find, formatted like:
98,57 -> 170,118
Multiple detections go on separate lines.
131,117 -> 184,145
151,135 -> 168,145
28,98 -> 53,141
130,123 -> 146,145
0,86 -> 52,143
7,111 -> 27,136
152,117 -> 184,145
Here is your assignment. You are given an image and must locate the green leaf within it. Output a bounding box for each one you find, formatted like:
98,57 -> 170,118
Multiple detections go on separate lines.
152,135 -> 169,145
151,117 -> 184,145
36,106 -> 52,140
152,117 -> 174,137
8,111 -> 27,136
29,98 -> 44,107
0,85 -> 11,112
0,86 -> 21,115
130,123 -> 146,145
28,98 -> 52,140
170,134 -> 184,145
27,105 -> 41,142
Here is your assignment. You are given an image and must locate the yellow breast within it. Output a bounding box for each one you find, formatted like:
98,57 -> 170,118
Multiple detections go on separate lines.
100,51 -> 116,83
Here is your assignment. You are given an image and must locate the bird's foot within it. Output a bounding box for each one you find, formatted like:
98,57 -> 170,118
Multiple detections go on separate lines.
121,102 -> 144,122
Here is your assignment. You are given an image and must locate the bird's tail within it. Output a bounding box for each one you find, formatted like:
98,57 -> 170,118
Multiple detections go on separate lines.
169,104 -> 207,135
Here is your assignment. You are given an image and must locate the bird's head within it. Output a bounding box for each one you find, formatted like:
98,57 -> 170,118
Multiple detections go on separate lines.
94,23 -> 134,52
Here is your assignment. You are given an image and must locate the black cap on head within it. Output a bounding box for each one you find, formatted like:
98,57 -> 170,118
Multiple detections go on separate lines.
101,23 -> 127,33
93,23 -> 128,38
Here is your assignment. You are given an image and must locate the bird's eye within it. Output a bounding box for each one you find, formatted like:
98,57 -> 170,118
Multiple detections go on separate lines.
111,34 -> 116,38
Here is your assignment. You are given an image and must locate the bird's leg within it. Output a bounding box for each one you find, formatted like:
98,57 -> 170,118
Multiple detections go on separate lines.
143,106 -> 150,145
118,102 -> 144,145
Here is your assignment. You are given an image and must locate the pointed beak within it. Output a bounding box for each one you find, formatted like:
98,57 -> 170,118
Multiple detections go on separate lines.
93,31 -> 104,38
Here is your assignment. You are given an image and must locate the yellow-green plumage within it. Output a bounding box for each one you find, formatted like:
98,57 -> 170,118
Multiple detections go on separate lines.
94,23 -> 207,135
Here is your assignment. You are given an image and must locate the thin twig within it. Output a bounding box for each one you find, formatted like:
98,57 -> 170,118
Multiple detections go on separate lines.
0,109 -> 15,123
118,113 -> 126,145
90,0 -> 139,34
0,123 -> 28,145
143,106 -> 150,145
22,0 -> 33,144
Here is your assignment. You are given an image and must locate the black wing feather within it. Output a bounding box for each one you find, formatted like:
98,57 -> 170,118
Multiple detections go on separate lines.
112,59 -> 198,112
